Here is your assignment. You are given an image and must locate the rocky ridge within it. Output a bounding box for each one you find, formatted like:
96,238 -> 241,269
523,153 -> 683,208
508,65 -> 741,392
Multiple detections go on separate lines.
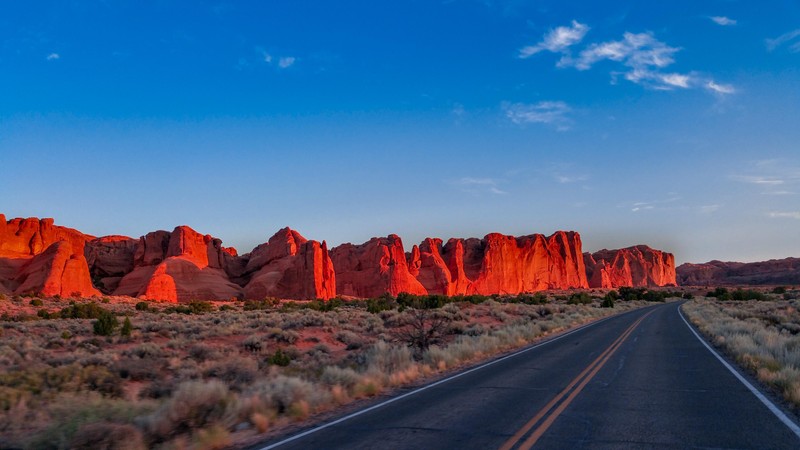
0,215 -> 678,301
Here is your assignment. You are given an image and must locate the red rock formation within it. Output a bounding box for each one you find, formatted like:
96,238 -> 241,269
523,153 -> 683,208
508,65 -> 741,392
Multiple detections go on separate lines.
0,216 -> 99,296
15,241 -> 101,297
243,227 -> 336,300
677,258 -> 800,286
416,231 -> 588,295
583,245 -> 676,288
331,235 -> 427,298
0,214 -> 92,257
114,226 -> 243,302
85,235 -> 138,293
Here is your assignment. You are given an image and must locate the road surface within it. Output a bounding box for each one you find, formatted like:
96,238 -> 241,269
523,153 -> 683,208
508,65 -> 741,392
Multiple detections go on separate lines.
257,302 -> 800,449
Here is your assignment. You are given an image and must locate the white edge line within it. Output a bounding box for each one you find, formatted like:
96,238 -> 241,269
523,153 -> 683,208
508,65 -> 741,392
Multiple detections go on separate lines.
678,305 -> 800,439
258,306 -> 652,449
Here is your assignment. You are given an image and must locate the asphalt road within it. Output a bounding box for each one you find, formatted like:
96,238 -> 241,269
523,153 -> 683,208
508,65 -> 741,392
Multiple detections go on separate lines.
258,302 -> 800,449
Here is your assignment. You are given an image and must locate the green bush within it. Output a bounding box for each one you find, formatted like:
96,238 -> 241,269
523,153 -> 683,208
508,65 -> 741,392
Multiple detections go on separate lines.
93,312 -> 119,336
29,298 -> 43,307
267,349 -> 292,367
164,301 -> 215,315
120,317 -> 133,337
601,294 -> 615,308
60,302 -> 111,320
772,286 -> 787,295
567,292 -> 592,305
135,301 -> 149,311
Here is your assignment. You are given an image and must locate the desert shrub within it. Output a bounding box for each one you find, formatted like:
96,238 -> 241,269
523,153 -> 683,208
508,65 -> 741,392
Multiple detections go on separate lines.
125,343 -> 163,359
516,293 -> 549,305
730,289 -> 767,301
366,294 -> 398,313
219,304 -> 235,311
243,298 -> 280,310
772,286 -> 787,295
269,329 -> 299,344
643,291 -> 666,302
391,308 -> 452,358
146,380 -> 233,440
188,344 -> 218,362
320,366 -> 361,388
601,296 -> 615,308
69,421 -> 146,450
121,317 -> 133,337
37,308 -> 52,319
204,356 -> 258,388
683,292 -> 694,300
567,292 -> 592,305
29,298 -> 43,307
336,330 -> 366,350
93,311 -> 119,336
363,341 -> 413,374
59,302 -> 110,320
707,287 -> 731,300
135,302 -> 150,311
242,335 -> 264,353
115,358 -> 160,381
267,350 -> 292,367
164,301 -> 215,315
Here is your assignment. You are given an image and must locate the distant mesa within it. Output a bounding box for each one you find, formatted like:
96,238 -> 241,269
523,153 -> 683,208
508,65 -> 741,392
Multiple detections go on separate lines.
0,214 -> 679,302
677,258 -> 800,286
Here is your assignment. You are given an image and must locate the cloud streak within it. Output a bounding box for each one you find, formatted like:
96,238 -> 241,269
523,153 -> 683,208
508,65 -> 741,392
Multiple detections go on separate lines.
452,177 -> 508,195
768,211 -> 800,220
710,16 -> 737,26
46,53 -> 60,61
520,23 -> 734,95
518,21 -> 589,58
503,101 -> 572,130
766,29 -> 800,52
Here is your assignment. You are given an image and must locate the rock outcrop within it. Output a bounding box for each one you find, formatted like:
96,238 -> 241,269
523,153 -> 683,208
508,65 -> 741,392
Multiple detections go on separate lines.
114,226 -> 243,302
331,235 -> 427,298
243,228 -> 336,300
677,258 -> 800,286
410,231 -> 588,295
0,215 -> 99,297
583,246 -> 676,288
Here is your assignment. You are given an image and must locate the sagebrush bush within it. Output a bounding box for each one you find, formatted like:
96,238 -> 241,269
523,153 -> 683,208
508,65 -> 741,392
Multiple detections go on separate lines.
146,380 -> 233,440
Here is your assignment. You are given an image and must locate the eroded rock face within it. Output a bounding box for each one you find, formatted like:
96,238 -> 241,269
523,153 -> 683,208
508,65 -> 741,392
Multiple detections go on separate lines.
14,241 -> 101,297
243,227 -> 336,300
0,214 -> 92,257
331,235 -> 427,298
0,216 -> 98,296
676,258 -> 800,286
411,231 -> 588,295
584,245 -> 677,288
114,226 -> 243,302
85,236 -> 138,293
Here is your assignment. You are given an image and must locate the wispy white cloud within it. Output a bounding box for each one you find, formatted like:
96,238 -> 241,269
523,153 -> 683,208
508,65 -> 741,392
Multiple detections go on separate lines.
524,27 -> 734,95
710,16 -> 737,26
503,101 -> 572,130
766,29 -> 800,52
706,81 -> 736,94
278,56 -> 296,68
555,174 -> 588,184
46,53 -> 60,61
768,211 -> 800,220
518,20 -> 589,58
452,177 -> 508,195
733,175 -> 785,185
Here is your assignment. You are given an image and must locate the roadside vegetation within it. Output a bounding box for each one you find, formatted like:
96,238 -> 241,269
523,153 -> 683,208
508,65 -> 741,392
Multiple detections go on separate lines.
681,287 -> 800,409
0,289 -> 679,449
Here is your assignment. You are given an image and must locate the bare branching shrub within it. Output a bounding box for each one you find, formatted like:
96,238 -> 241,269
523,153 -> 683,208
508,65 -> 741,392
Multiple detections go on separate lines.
391,308 -> 452,358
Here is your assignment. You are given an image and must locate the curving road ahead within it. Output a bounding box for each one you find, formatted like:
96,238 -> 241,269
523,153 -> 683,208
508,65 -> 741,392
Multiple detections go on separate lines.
257,302 -> 800,449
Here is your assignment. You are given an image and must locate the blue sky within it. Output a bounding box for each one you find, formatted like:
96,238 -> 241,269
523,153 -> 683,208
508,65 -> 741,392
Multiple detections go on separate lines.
2,1 -> 799,264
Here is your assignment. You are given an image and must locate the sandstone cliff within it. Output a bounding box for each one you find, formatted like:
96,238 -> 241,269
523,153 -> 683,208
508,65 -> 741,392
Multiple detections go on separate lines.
243,227 -> 336,300
583,246 -> 676,288
410,231 -> 588,295
0,215 -> 99,297
331,235 -> 427,298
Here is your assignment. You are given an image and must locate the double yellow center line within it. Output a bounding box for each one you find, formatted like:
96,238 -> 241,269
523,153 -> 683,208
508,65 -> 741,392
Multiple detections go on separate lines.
500,310 -> 655,450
